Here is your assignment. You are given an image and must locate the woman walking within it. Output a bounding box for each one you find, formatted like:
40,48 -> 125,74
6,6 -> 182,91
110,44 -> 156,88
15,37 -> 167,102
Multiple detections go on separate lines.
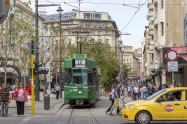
14,83 -> 28,117
105,86 -> 115,115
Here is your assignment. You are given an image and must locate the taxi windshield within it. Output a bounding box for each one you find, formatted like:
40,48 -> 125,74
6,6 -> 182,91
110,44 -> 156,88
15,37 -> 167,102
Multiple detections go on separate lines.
146,89 -> 166,100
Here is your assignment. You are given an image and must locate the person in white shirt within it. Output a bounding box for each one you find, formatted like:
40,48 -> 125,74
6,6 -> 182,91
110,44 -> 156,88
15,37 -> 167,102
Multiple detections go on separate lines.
127,85 -> 131,97
133,84 -> 139,100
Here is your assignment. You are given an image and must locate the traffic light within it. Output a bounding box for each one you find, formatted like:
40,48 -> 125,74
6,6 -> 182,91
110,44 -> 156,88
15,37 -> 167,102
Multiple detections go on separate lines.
35,63 -> 42,75
34,63 -> 48,74
0,0 -> 10,24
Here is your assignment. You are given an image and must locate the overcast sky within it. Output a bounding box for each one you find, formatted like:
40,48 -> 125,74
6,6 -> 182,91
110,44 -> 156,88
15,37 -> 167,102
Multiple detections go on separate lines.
26,0 -> 148,49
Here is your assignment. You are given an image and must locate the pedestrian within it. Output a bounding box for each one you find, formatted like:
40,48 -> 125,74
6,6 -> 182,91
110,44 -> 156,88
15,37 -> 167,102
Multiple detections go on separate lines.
120,85 -> 125,97
133,84 -> 139,100
55,83 -> 60,100
26,82 -> 31,95
14,83 -> 28,117
114,81 -> 123,114
148,84 -> 155,96
105,86 -> 115,115
0,83 -> 11,117
142,84 -> 148,99
127,85 -> 131,97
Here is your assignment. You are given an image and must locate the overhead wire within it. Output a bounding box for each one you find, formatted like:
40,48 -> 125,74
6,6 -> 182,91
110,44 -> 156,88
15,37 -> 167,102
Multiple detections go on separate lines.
121,0 -> 148,32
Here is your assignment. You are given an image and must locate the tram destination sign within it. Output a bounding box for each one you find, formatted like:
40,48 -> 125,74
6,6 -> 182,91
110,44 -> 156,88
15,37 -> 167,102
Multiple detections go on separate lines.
75,59 -> 86,67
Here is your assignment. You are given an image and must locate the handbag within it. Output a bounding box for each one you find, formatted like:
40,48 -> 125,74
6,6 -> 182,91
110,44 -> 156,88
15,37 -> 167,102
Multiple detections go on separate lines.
14,91 -> 18,98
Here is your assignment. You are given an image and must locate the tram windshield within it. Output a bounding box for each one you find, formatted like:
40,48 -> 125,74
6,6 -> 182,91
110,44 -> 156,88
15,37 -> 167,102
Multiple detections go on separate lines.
69,69 -> 87,86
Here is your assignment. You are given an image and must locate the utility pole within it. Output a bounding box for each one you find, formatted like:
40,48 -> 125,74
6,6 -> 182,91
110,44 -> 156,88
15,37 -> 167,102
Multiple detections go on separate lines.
35,0 -> 40,101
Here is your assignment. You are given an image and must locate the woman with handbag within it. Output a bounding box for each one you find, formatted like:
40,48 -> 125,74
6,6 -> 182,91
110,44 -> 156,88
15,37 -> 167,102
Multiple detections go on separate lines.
14,83 -> 28,117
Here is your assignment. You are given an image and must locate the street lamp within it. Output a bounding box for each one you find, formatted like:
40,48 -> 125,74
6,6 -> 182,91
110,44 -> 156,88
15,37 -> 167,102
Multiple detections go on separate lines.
56,6 -> 63,98
48,62 -> 53,94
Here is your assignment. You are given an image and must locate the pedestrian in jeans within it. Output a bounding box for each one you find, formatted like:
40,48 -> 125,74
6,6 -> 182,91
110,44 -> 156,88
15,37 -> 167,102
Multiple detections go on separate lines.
0,83 -> 11,117
120,85 -> 125,97
133,84 -> 139,100
14,83 -> 28,117
108,81 -> 122,116
142,84 -> 148,99
105,86 -> 115,115
55,83 -> 60,100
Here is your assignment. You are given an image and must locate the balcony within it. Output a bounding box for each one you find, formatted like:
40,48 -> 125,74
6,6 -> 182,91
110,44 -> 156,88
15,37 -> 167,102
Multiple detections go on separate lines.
148,4 -> 154,10
154,18 -> 158,26
148,30 -> 154,36
154,0 -> 158,5
148,63 -> 155,70
148,45 -> 154,54
148,11 -> 154,17
149,24 -> 154,31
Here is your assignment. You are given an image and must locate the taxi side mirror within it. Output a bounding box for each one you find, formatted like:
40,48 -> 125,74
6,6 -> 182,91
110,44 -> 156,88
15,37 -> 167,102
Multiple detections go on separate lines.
156,97 -> 162,103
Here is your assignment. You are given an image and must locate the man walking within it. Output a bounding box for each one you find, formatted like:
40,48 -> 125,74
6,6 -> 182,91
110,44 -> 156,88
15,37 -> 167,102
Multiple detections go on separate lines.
0,83 -> 11,117
55,83 -> 60,100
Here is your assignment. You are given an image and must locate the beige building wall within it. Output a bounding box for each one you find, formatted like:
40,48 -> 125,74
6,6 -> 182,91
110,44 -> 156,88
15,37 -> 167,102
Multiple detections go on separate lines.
165,0 -> 185,47
122,46 -> 134,78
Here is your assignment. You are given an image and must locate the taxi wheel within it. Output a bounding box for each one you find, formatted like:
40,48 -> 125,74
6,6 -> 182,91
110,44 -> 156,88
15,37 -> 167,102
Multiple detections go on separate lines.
136,111 -> 151,124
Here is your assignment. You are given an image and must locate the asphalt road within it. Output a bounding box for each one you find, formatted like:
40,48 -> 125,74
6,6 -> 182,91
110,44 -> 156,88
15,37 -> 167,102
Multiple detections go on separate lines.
1,96 -> 187,124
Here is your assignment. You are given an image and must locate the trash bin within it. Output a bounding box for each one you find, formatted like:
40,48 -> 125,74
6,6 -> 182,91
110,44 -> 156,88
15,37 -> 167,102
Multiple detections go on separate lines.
44,94 -> 50,110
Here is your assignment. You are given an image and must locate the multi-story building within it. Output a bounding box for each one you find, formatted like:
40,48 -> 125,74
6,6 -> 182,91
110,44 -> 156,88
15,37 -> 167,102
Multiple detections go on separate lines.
147,0 -> 187,86
43,11 -> 121,52
122,45 -> 134,79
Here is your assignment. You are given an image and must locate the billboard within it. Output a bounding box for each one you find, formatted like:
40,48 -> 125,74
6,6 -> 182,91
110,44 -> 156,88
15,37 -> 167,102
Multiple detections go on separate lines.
163,47 -> 187,64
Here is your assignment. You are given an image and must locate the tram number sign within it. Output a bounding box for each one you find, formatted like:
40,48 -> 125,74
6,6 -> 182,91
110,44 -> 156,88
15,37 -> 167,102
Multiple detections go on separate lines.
75,59 -> 86,67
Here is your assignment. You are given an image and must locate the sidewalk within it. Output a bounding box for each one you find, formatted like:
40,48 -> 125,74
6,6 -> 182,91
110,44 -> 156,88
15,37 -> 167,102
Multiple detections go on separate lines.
8,98 -> 64,118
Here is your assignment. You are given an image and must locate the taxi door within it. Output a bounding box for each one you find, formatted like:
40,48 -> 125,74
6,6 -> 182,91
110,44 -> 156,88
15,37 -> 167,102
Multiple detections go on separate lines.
154,91 -> 183,120
182,90 -> 187,119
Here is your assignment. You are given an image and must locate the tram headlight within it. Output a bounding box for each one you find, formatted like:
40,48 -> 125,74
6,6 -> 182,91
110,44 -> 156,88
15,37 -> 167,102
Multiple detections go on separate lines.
78,91 -> 82,94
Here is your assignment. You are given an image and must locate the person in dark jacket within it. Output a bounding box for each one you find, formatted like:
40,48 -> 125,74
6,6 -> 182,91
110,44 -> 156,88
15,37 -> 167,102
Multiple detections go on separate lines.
0,83 -> 11,117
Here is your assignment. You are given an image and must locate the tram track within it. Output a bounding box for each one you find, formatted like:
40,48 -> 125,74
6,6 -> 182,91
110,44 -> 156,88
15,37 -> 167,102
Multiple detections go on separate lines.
68,107 -> 99,124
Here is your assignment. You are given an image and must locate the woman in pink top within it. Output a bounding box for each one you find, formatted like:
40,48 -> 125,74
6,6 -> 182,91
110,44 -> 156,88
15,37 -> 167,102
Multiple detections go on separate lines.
14,83 -> 28,117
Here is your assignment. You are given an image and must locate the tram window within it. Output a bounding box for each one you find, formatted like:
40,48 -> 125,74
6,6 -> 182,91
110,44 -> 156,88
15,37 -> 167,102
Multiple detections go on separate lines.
88,73 -> 92,85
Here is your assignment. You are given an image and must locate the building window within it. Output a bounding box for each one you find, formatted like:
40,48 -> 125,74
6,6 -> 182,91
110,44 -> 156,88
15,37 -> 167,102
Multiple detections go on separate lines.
95,14 -> 101,19
98,31 -> 102,37
84,13 -> 90,19
103,23 -> 107,28
161,22 -> 164,35
161,0 -> 164,9
88,22 -> 92,27
91,31 -> 94,35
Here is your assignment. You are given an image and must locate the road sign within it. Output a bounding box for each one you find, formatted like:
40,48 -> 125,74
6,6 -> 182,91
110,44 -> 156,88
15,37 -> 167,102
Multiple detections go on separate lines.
46,74 -> 53,82
27,43 -> 38,51
167,61 -> 178,72
166,50 -> 178,61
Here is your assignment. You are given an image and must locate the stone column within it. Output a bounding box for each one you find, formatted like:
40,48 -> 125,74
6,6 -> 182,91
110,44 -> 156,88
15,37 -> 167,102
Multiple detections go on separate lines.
161,70 -> 166,84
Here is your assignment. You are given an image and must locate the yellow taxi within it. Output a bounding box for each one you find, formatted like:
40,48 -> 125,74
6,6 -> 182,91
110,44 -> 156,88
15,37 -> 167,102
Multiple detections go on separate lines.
121,87 -> 187,124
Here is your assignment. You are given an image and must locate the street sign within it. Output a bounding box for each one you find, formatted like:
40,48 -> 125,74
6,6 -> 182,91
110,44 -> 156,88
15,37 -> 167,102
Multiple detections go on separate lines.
167,61 -> 178,72
166,50 -> 178,61
46,74 -> 53,82
27,43 -> 38,51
